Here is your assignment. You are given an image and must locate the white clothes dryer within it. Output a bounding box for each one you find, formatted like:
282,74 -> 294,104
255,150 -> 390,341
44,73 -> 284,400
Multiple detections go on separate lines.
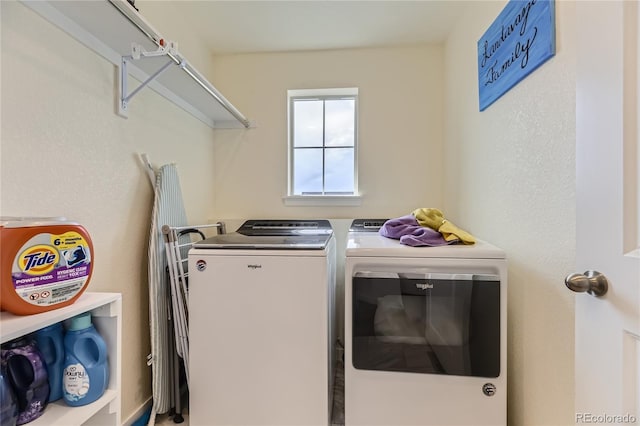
345,219 -> 507,426
189,220 -> 337,426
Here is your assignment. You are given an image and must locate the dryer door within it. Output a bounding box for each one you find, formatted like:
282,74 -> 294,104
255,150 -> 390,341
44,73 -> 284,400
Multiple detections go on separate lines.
352,272 -> 500,378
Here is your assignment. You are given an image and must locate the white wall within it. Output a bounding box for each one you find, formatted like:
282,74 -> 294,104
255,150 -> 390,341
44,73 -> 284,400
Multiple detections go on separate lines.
210,46 -> 445,219
444,1 -> 576,425
1,1 -> 217,420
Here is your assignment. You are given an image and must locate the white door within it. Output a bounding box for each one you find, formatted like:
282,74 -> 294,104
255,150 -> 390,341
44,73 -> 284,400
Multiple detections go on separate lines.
574,0 -> 640,423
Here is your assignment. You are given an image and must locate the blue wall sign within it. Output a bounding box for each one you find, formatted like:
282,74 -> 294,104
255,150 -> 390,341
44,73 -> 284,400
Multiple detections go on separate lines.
477,0 -> 555,111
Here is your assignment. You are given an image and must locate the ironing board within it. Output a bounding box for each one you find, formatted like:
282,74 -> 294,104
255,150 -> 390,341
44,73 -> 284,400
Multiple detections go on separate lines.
146,162 -> 188,424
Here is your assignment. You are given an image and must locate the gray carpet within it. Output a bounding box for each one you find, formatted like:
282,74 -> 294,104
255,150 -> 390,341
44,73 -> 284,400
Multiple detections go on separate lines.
331,349 -> 345,426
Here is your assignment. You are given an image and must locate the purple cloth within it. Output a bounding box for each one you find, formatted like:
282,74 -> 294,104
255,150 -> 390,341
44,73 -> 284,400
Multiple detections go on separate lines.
379,215 -> 457,247
379,215 -> 420,238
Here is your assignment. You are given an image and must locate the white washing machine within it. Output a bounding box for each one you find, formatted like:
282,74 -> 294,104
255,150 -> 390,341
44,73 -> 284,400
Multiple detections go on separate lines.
345,219 -> 507,426
189,219 -> 336,426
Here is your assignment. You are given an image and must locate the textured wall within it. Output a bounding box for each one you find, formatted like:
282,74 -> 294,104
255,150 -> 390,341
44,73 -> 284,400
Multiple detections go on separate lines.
443,1 -> 576,424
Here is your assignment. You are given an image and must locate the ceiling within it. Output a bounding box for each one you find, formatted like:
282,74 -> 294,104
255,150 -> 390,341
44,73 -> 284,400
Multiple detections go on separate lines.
170,1 -> 470,55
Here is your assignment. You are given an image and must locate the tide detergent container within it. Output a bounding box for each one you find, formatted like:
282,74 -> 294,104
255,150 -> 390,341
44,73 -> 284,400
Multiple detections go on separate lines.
1,337 -> 49,425
62,313 -> 108,406
34,323 -> 65,402
0,218 -> 93,315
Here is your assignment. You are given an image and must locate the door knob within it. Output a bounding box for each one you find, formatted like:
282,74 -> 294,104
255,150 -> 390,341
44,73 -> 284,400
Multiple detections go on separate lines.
565,270 -> 609,297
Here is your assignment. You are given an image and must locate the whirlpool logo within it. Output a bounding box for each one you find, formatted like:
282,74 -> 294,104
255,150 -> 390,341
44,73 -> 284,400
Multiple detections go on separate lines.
247,264 -> 262,270
416,282 -> 434,290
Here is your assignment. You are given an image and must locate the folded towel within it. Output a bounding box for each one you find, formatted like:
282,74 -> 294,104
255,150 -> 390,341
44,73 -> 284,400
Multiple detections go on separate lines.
379,215 -> 420,239
412,208 -> 476,245
379,215 -> 454,247
400,227 -> 457,247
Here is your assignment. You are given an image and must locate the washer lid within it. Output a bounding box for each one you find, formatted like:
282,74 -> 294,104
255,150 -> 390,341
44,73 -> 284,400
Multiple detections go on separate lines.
195,219 -> 333,250
194,233 -> 332,250
237,219 -> 333,236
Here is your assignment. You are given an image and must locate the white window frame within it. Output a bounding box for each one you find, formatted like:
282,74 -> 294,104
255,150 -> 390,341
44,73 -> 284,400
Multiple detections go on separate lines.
284,88 -> 361,206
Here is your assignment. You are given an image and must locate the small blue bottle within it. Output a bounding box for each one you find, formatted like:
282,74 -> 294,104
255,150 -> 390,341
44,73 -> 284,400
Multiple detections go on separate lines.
62,313 -> 109,406
34,322 -> 65,402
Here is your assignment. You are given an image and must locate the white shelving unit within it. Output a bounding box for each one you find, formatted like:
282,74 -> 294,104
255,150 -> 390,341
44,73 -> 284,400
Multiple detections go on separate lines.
19,0 -> 252,129
1,292 -> 122,426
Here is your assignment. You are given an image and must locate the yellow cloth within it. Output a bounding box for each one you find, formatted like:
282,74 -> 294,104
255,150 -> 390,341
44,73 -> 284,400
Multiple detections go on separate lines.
412,208 -> 476,245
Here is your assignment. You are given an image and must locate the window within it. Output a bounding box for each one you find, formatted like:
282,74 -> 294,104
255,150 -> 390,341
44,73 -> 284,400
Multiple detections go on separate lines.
287,88 -> 358,200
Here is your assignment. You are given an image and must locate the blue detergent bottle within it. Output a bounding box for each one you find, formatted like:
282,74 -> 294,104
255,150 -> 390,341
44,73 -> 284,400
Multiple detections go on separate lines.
62,313 -> 109,407
34,323 -> 65,402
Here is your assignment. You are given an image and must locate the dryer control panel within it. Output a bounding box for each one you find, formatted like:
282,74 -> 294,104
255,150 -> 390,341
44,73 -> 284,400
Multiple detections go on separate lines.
349,219 -> 388,232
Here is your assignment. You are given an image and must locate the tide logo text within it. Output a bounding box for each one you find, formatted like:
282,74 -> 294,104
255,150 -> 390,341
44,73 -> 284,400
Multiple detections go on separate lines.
19,245 -> 59,275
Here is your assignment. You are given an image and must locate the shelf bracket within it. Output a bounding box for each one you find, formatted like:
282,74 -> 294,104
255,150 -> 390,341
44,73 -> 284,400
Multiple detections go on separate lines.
118,41 -> 181,117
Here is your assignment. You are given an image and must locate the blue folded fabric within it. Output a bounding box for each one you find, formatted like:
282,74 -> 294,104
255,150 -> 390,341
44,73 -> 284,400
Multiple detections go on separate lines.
379,215 -> 456,247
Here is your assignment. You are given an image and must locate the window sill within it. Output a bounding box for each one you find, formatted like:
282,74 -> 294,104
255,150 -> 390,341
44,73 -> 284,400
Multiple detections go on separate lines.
283,195 -> 362,207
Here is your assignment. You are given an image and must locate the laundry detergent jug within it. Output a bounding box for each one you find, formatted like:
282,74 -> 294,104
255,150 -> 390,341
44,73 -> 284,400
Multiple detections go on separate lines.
1,337 -> 49,425
34,323 -> 65,402
62,313 -> 108,406
0,218 -> 94,315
